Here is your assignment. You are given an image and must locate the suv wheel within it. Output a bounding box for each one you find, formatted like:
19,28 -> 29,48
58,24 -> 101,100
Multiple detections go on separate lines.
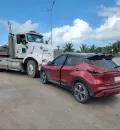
41,71 -> 48,84
73,82 -> 90,103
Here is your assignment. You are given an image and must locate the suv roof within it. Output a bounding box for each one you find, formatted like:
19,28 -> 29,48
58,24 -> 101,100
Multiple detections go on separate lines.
62,53 -> 113,59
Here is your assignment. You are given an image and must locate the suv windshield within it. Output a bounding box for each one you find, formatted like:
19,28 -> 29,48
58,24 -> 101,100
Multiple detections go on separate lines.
90,59 -> 118,70
27,34 -> 43,43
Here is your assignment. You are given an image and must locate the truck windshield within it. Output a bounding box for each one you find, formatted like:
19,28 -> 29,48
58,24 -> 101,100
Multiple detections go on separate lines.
27,34 -> 43,43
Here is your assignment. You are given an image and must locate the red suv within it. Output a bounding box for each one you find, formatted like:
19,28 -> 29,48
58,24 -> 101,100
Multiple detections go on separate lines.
40,53 -> 120,103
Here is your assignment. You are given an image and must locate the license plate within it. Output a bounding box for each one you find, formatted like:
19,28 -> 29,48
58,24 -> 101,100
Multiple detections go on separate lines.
115,77 -> 120,82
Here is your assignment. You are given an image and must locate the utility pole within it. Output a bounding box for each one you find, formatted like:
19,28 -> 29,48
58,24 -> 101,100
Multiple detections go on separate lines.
47,0 -> 55,45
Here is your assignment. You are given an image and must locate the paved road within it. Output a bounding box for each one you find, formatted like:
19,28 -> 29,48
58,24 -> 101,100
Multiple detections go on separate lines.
0,71 -> 120,129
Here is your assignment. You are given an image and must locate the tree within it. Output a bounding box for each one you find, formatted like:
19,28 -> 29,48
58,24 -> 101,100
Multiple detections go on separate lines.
63,43 -> 74,52
79,44 -> 89,53
89,44 -> 96,53
63,41 -> 120,56
102,46 -> 112,54
94,47 -> 102,54
112,41 -> 120,55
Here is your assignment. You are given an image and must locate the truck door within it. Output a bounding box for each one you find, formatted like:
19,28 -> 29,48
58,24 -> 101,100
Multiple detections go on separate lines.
15,34 -> 27,58
47,55 -> 67,84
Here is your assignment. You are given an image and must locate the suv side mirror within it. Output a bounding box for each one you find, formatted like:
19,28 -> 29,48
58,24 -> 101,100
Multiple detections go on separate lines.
47,61 -> 53,65
17,35 -> 21,44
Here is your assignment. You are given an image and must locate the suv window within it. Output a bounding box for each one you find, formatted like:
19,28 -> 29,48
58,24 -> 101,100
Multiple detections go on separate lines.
53,55 -> 66,66
65,56 -> 83,66
91,59 -> 117,70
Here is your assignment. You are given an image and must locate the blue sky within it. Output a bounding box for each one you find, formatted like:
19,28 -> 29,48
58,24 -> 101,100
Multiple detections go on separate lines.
0,0 -> 120,48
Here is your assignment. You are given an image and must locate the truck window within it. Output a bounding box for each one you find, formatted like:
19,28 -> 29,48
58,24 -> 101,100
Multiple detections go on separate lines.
17,35 -> 25,44
65,56 -> 83,66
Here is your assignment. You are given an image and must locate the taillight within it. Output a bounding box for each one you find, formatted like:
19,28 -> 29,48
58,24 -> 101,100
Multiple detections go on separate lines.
87,69 -> 103,75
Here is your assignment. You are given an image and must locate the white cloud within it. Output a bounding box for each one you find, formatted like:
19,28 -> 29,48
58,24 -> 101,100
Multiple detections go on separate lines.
1,0 -> 120,46
44,19 -> 92,45
44,1 -> 120,45
90,1 -> 120,41
89,16 -> 120,41
116,0 -> 120,5
98,6 -> 120,17
45,15 -> 120,45
0,20 -> 39,33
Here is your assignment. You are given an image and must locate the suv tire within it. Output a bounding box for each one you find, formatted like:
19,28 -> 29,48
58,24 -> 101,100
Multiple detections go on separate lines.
73,82 -> 90,103
40,70 -> 48,84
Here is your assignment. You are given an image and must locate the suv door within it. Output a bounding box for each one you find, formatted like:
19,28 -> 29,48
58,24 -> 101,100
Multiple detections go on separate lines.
47,55 -> 67,84
61,56 -> 83,87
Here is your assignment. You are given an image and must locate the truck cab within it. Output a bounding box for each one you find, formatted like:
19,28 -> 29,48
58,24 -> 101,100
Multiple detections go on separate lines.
0,30 -> 62,78
11,31 -> 53,60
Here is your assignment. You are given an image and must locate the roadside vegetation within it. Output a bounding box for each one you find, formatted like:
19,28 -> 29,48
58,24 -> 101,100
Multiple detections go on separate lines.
63,41 -> 120,57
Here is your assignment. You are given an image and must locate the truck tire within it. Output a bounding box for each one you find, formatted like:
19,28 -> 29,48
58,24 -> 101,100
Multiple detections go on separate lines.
73,82 -> 90,104
27,60 -> 38,78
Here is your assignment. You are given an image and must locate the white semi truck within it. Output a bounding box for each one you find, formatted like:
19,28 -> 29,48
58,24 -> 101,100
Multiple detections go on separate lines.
0,23 -> 62,78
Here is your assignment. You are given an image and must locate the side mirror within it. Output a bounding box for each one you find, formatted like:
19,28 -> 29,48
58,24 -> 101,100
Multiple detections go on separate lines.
45,38 -> 51,44
47,61 -> 53,65
22,39 -> 27,45
17,35 -> 21,44
45,40 -> 48,44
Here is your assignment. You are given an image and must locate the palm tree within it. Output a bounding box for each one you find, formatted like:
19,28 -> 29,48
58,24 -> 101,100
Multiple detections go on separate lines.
63,43 -> 74,53
89,44 -> 96,53
112,41 -> 120,55
95,47 -> 102,54
79,44 -> 89,53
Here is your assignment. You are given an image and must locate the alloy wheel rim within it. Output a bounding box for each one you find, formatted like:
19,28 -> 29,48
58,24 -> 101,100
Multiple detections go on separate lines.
74,84 -> 86,101
41,72 -> 46,83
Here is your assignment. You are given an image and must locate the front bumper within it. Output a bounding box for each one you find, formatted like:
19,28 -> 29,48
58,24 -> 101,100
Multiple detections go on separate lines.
95,86 -> 120,97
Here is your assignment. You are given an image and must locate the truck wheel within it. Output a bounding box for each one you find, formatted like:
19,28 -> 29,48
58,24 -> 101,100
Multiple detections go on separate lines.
73,82 -> 90,104
40,70 -> 48,84
27,60 -> 38,78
